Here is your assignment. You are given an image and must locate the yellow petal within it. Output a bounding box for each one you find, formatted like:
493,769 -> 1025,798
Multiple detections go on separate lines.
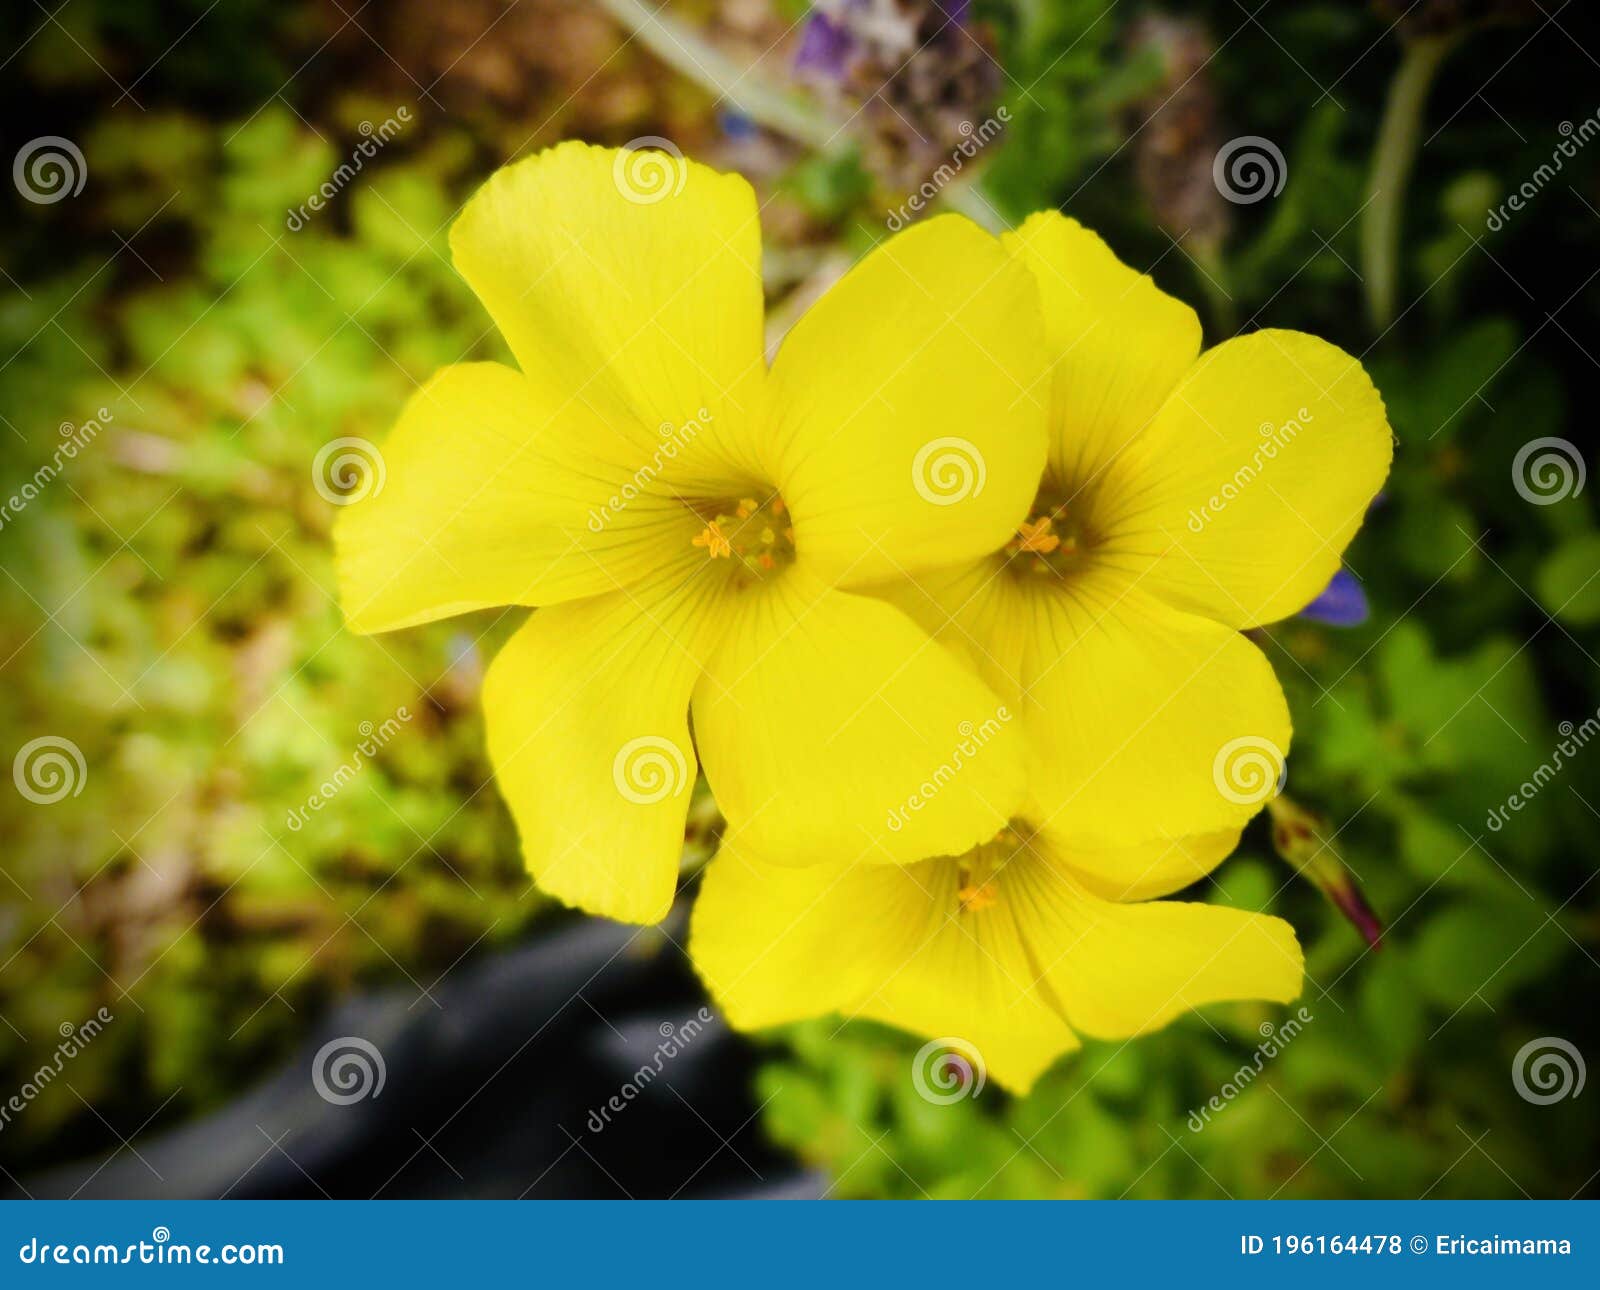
886,561 -> 1291,845
1094,329 -> 1393,627
770,215 -> 1049,587
690,839 -> 1079,1094
1001,212 -> 1199,497
483,549 -> 732,925
334,363 -> 703,634
1010,856 -> 1304,1040
1048,827 -> 1244,901
692,568 -> 1027,868
450,141 -> 768,488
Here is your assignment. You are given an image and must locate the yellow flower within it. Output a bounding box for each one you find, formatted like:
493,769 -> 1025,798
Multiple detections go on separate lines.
334,143 -> 1053,925
689,212 -> 1388,1092
880,212 -> 1393,850
691,815 -> 1303,1093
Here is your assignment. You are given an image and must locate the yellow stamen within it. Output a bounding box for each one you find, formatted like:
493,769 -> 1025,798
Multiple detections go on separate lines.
735,497 -> 758,519
693,521 -> 732,559
958,882 -> 997,914
1015,516 -> 1060,554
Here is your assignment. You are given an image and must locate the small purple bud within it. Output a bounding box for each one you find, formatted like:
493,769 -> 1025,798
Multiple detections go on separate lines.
795,9 -> 855,80
1299,567 -> 1369,627
718,109 -> 758,142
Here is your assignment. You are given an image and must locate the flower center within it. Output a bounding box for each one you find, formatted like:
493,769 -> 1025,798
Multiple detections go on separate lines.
951,820 -> 1034,915
690,493 -> 796,583
1004,489 -> 1094,578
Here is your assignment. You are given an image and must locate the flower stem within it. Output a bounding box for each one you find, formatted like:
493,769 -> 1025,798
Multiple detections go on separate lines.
1361,32 -> 1461,334
596,0 -> 844,152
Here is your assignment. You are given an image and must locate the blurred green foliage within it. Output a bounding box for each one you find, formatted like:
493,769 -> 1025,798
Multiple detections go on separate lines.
1,0 -> 1596,1196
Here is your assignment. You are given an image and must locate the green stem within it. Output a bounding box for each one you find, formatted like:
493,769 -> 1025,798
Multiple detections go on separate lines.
1361,33 -> 1461,334
1187,236 -> 1236,338
596,0 -> 843,151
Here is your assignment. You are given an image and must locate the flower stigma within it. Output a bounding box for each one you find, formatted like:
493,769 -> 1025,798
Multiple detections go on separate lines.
1005,489 -> 1095,578
691,493 -> 797,584
953,821 -> 1035,915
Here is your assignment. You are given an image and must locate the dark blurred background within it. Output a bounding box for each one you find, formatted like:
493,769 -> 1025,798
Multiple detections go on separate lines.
1,0 -> 1597,1199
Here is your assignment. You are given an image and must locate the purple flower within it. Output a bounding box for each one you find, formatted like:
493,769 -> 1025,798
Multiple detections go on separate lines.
1298,567 -> 1369,627
795,6 -> 857,79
